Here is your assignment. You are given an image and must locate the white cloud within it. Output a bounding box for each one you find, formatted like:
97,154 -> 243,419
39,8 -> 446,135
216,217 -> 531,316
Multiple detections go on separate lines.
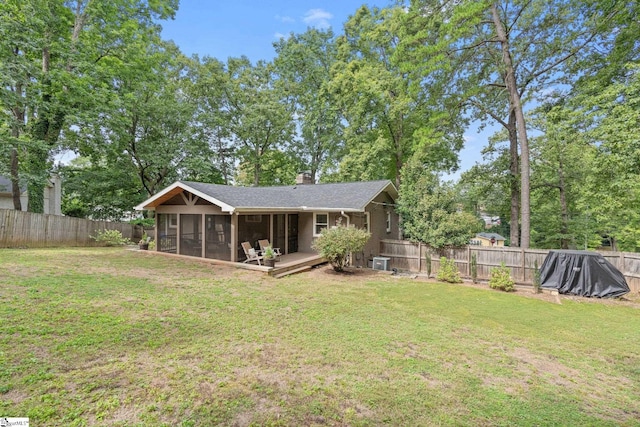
274,32 -> 289,40
275,14 -> 295,23
302,8 -> 333,29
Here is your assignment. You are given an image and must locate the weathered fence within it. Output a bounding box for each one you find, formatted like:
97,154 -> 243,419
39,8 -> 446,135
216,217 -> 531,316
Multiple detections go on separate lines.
0,209 -> 141,248
380,239 -> 640,294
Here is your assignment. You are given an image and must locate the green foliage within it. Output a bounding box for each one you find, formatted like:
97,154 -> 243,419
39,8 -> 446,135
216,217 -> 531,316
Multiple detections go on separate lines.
263,246 -> 275,259
425,250 -> 432,278
312,226 -> 371,272
130,217 -> 155,227
489,262 -> 515,292
471,252 -> 478,283
398,158 -> 483,248
90,229 -> 131,247
436,257 -> 462,283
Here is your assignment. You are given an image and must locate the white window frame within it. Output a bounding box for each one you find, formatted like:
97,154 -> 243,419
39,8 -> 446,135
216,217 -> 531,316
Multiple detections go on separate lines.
313,212 -> 329,237
363,212 -> 370,233
386,211 -> 391,233
169,213 -> 178,228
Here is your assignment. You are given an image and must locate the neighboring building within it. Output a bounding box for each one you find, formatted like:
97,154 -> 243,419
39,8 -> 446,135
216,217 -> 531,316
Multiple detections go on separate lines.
471,232 -> 506,247
0,175 -> 62,215
134,176 -> 399,266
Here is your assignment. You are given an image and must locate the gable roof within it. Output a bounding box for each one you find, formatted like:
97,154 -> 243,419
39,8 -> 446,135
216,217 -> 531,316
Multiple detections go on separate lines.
476,232 -> 506,241
135,180 -> 398,213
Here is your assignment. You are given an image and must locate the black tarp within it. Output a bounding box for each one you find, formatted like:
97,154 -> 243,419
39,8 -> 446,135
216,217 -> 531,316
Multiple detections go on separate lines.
539,250 -> 629,298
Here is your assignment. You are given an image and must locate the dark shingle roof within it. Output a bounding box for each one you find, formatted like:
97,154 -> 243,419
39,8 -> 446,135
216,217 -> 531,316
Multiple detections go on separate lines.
179,180 -> 396,211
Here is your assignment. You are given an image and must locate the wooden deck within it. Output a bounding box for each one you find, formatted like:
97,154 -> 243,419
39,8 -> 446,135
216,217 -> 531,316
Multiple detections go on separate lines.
269,252 -> 327,278
143,249 -> 326,277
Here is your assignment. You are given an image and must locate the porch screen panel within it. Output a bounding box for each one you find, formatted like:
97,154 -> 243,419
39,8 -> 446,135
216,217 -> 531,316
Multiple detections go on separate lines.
238,214 -> 270,259
157,213 -> 177,253
180,214 -> 202,257
274,214 -> 286,255
205,215 -> 231,261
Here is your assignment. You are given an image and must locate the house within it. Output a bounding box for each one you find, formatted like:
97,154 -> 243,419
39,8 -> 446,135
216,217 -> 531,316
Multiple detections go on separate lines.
0,174 -> 62,215
471,232 -> 506,247
134,175 -> 399,266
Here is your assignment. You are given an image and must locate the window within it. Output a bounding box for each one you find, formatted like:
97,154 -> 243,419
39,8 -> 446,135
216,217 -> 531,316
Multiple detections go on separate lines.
314,213 -> 329,236
245,214 -> 262,223
363,212 -> 370,233
386,211 -> 391,233
169,214 -> 178,228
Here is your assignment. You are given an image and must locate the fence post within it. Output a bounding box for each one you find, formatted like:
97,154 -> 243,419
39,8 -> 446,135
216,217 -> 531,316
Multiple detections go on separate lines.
418,242 -> 422,273
467,246 -> 471,277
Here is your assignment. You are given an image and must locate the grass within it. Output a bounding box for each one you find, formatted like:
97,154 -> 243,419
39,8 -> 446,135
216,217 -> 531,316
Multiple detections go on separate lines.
1,247 -> 640,426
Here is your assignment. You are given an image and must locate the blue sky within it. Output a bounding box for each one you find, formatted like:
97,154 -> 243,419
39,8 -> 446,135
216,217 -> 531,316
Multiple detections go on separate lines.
160,1 -> 489,180
161,1 -> 392,62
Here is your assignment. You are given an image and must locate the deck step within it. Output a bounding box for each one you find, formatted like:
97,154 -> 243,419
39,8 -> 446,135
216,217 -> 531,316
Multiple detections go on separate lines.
273,265 -> 312,278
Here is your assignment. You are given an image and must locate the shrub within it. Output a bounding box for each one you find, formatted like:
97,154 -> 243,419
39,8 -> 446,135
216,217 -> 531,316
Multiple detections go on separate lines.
436,257 -> 462,283
489,262 -> 515,292
533,259 -> 541,293
471,252 -> 478,283
312,226 -> 371,272
90,229 -> 131,247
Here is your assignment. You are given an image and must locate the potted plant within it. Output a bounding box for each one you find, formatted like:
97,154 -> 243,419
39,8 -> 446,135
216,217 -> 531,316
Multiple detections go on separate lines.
263,246 -> 276,267
139,232 -> 149,250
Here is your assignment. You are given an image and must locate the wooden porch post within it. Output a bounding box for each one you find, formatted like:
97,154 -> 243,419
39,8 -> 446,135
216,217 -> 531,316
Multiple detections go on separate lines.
200,214 -> 205,258
230,213 -> 238,262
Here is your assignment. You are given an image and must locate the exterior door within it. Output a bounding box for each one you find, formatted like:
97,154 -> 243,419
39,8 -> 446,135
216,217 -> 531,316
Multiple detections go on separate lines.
287,214 -> 298,253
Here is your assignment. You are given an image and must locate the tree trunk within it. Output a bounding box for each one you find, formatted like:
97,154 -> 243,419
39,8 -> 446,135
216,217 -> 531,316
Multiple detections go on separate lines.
10,80 -> 24,211
508,110 -> 519,247
558,157 -> 569,249
10,148 -> 22,211
491,4 -> 531,248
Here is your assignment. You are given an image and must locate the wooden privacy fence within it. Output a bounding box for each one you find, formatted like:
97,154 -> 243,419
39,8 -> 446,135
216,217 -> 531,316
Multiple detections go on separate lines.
0,209 -> 141,248
380,239 -> 640,294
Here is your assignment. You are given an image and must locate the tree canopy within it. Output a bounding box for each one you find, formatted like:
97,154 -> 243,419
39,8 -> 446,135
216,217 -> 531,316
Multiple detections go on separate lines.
2,0 -> 638,251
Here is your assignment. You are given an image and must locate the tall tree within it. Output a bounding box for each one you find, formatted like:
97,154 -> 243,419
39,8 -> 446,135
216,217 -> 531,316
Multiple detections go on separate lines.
408,0 -> 626,247
220,57 -> 294,186
329,5 -> 464,188
70,42 -> 212,201
273,29 -> 343,183
0,0 -> 178,212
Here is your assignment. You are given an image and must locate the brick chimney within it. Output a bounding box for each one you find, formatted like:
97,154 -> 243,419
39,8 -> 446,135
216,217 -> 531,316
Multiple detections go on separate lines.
295,172 -> 314,185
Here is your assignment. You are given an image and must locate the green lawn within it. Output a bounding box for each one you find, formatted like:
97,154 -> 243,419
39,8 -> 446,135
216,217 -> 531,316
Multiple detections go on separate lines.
1,248 -> 639,426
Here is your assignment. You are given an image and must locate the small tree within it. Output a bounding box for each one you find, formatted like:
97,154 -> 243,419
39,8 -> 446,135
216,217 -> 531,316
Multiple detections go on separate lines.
471,252 -> 478,283
312,226 -> 371,272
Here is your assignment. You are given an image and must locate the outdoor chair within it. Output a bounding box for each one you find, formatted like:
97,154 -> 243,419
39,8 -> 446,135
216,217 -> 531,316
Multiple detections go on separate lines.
258,239 -> 281,257
241,241 -> 263,265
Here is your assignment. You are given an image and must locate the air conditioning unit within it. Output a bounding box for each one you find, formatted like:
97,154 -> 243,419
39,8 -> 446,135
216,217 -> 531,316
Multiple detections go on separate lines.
372,256 -> 391,271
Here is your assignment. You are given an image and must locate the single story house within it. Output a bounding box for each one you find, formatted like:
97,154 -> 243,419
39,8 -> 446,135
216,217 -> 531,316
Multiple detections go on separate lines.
471,232 -> 506,247
134,176 -> 399,267
0,174 -> 62,215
